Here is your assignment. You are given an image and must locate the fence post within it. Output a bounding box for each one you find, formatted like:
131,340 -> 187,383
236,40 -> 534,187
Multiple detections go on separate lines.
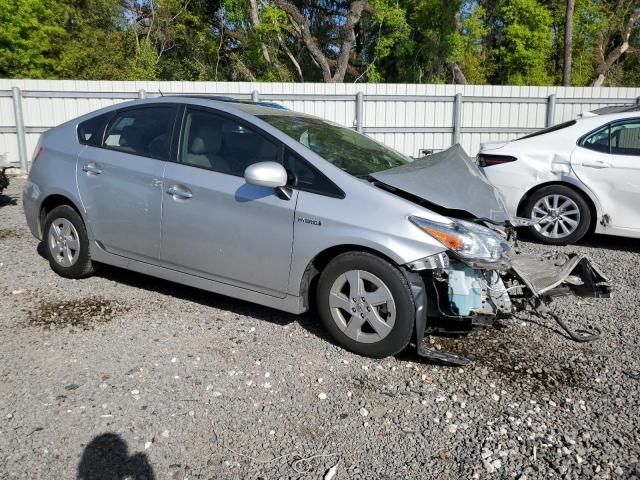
355,91 -> 364,133
252,90 -> 260,102
138,89 -> 146,99
11,86 -> 29,173
546,94 -> 556,127
452,93 -> 462,146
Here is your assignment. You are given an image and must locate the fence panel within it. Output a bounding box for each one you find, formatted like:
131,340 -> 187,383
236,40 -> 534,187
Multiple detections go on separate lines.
0,79 -> 638,171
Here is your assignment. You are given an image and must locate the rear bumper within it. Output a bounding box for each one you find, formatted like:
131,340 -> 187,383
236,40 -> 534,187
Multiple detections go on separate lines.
22,179 -> 43,240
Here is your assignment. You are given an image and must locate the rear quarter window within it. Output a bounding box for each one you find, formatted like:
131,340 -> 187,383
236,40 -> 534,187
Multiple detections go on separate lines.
77,113 -> 110,146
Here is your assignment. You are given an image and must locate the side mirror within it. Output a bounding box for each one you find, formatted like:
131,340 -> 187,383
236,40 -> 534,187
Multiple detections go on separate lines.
244,161 -> 288,188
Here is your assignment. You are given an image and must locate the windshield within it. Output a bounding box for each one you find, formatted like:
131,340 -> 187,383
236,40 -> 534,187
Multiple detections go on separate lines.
259,115 -> 410,177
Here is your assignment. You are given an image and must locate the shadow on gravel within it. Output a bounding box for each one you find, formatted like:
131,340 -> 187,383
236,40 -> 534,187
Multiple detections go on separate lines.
576,233 -> 640,253
95,264 -> 332,342
29,297 -> 129,329
77,433 -> 155,480
0,193 -> 17,208
517,230 -> 640,253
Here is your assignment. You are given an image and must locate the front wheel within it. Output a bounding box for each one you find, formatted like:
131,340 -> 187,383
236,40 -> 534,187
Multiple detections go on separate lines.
524,185 -> 591,245
316,252 -> 415,358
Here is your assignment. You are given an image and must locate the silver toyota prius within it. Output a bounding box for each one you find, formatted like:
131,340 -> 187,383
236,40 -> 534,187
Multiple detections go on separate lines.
23,96 -> 610,363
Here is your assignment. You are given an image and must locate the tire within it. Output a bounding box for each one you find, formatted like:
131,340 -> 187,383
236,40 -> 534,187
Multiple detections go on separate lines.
524,185 -> 591,245
316,252 -> 415,358
42,205 -> 95,279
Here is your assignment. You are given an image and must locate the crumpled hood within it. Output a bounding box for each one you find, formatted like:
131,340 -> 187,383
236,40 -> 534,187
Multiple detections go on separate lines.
371,144 -> 512,223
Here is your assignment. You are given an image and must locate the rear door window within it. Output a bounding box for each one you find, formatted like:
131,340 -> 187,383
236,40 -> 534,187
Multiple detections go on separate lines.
610,121 -> 640,156
103,106 -> 177,160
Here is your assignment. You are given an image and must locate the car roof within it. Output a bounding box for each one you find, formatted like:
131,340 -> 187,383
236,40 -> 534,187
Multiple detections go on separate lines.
574,110 -> 640,130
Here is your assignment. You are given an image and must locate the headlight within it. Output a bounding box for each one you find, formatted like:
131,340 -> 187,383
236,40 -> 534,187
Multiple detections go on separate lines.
409,216 -> 512,267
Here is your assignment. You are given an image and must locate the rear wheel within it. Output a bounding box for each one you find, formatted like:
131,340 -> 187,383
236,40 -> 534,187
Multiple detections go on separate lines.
316,252 -> 415,358
524,185 -> 591,245
43,205 -> 95,278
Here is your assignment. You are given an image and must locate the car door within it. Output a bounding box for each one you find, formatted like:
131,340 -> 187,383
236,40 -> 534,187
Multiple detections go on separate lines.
159,105 -> 298,297
76,104 -> 178,261
571,118 -> 640,230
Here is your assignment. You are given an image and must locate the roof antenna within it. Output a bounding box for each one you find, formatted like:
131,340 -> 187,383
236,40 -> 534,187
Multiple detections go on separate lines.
158,89 -> 164,97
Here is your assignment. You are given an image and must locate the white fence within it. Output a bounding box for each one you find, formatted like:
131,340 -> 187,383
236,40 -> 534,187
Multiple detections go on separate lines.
2,79 -> 640,171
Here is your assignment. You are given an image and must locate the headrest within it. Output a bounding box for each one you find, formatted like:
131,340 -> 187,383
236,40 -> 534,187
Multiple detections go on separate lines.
190,130 -> 222,154
119,126 -> 138,147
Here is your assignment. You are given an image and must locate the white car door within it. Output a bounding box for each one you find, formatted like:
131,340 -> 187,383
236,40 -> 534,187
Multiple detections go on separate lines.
571,118 -> 640,230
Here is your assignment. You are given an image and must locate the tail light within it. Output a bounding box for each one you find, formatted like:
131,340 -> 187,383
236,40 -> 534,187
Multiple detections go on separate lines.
32,145 -> 44,166
477,154 -> 517,167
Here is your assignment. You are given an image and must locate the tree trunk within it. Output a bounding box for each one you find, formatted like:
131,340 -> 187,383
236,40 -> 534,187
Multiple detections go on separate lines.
562,0 -> 575,86
248,0 -> 273,68
274,0 -> 368,82
451,63 -> 468,85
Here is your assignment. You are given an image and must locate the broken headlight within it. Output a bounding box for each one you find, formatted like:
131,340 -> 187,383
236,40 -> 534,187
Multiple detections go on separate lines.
409,216 -> 513,268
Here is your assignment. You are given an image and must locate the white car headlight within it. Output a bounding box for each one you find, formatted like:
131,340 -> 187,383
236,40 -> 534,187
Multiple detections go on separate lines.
409,216 -> 513,267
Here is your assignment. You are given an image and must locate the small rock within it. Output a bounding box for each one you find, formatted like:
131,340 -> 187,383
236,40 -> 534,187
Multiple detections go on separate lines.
614,467 -> 623,476
144,441 -> 152,449
483,460 -> 496,474
359,407 -> 369,417
11,289 -> 25,295
211,391 -> 222,397
491,459 -> 502,469
318,392 -> 327,400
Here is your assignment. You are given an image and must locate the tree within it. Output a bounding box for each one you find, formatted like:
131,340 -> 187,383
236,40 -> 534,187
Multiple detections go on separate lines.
273,0 -> 371,82
492,0 -> 554,85
591,2 -> 640,86
0,0 -> 66,78
563,0 -> 575,85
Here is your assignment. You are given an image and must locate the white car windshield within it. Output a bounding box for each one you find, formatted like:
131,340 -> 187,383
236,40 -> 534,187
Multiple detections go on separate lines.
260,114 -> 410,177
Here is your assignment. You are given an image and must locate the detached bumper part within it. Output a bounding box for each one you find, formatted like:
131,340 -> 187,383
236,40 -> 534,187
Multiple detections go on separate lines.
510,252 -> 611,299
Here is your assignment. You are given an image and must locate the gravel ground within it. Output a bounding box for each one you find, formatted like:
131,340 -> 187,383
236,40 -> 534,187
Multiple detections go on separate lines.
1,177 -> 639,480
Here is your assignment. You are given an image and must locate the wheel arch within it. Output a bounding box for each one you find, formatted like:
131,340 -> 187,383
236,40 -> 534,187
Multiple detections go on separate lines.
516,181 -> 599,233
39,194 -> 84,237
297,244 -> 404,311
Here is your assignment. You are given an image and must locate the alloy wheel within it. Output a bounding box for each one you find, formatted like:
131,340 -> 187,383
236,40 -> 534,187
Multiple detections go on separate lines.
47,218 -> 81,267
531,194 -> 581,239
328,270 -> 396,344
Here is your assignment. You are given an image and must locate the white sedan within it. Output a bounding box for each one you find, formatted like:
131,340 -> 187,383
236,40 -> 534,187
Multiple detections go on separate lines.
478,111 -> 640,244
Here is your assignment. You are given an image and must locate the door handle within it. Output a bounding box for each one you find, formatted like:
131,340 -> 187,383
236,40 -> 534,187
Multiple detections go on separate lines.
582,160 -> 611,169
82,163 -> 102,175
167,185 -> 193,199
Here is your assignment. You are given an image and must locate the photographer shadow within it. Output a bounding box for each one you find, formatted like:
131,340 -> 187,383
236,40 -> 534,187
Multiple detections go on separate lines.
77,433 -> 155,480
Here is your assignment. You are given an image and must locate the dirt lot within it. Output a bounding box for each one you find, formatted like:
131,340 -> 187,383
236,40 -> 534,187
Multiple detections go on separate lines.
1,178 -> 639,479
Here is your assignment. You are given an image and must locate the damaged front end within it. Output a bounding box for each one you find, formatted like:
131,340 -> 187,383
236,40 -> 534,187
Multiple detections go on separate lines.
406,248 -> 611,366
371,145 -> 611,365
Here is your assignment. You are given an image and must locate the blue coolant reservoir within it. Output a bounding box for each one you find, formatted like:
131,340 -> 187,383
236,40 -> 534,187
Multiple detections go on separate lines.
446,265 -> 483,316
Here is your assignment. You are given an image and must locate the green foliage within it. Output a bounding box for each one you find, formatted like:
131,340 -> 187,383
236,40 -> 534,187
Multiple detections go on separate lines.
0,0 -> 66,78
495,0 -> 553,85
0,0 -> 638,86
